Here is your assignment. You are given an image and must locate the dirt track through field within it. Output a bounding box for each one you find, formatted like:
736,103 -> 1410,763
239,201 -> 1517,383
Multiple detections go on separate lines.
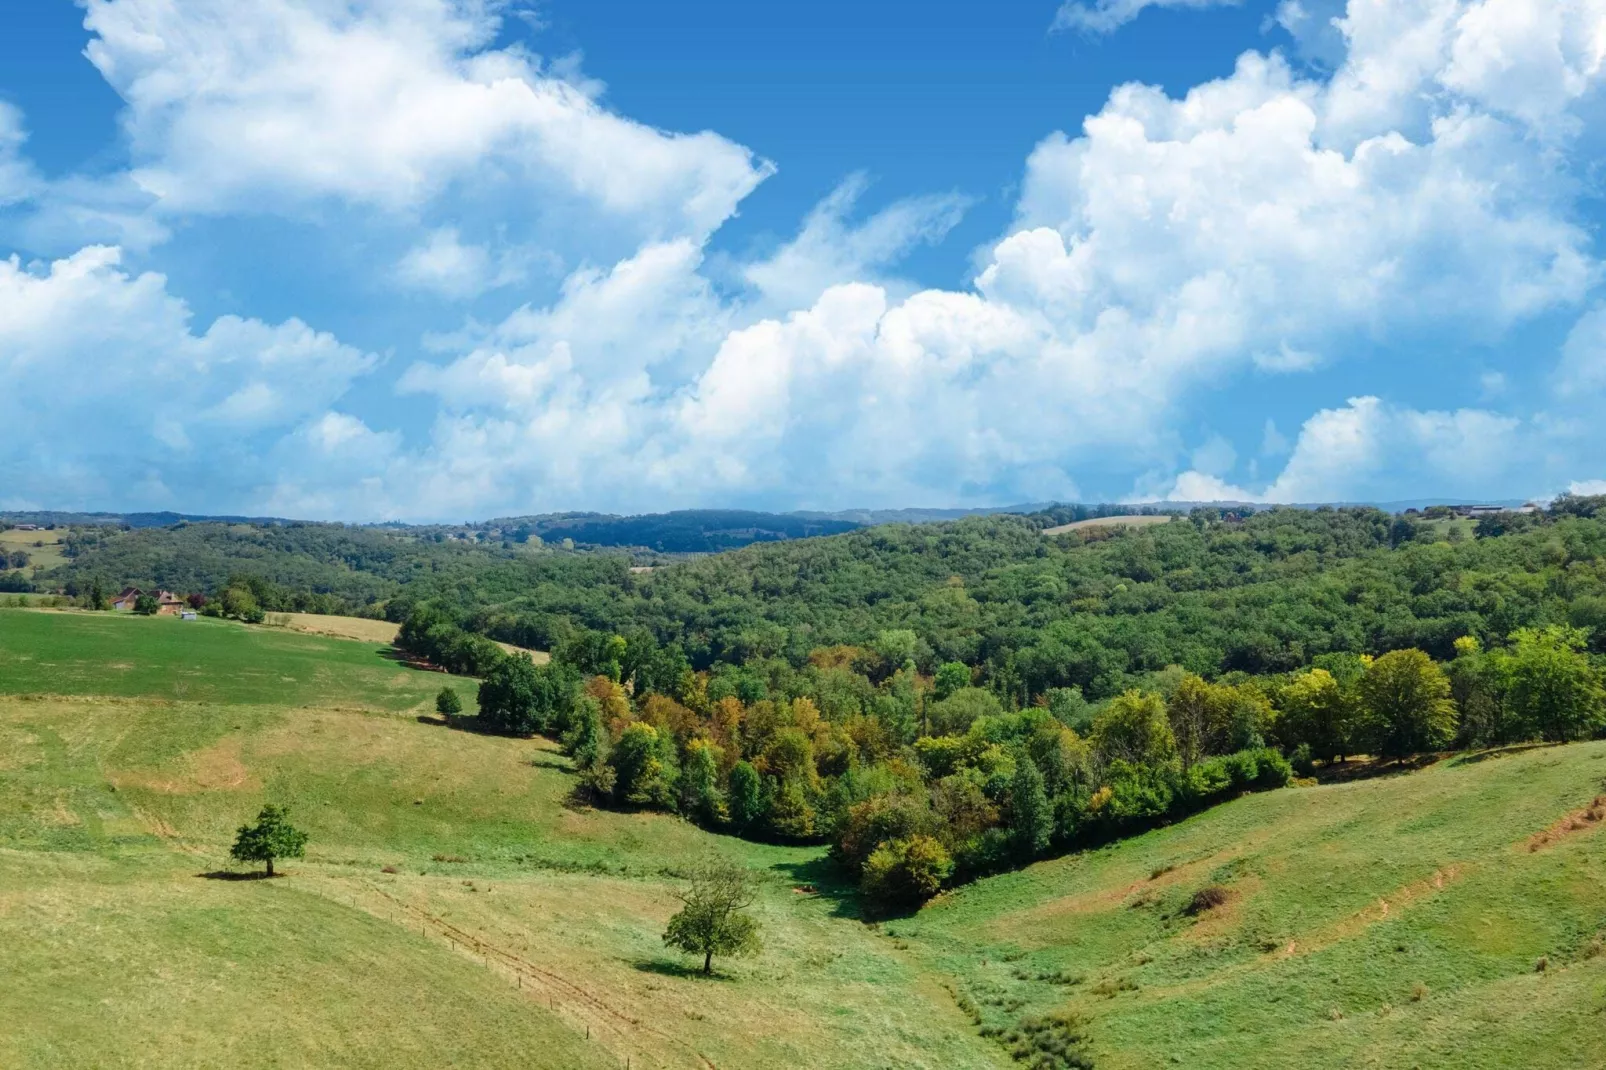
338,881 -> 718,1070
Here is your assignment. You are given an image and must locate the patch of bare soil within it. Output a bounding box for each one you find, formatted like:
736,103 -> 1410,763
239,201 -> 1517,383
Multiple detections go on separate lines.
1526,795 -> 1606,852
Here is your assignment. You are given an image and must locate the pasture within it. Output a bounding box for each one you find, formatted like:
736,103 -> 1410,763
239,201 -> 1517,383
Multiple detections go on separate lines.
896,742 -> 1606,1069
0,610 -> 995,1069
0,526 -> 69,570
1,609 -> 1602,1068
1042,515 -> 1176,536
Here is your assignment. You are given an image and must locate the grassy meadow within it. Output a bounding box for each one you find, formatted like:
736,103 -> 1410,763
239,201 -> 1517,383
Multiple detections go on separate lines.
262,612 -> 551,663
1,608 -> 1602,1068
0,526 -> 68,570
895,742 -> 1606,1069
0,610 -> 997,1069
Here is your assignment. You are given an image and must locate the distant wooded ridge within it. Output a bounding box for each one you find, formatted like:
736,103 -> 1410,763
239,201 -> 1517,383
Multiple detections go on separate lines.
0,497 -> 1535,539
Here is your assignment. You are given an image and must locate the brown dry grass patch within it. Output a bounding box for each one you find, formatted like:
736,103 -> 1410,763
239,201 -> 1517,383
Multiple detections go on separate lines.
111,737 -> 256,795
1042,515 -> 1174,536
266,613 -> 402,644
1290,865 -> 1464,957
988,852 -> 1234,944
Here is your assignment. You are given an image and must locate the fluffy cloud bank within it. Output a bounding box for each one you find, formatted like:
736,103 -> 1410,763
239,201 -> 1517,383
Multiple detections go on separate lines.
81,0 -> 769,236
0,246 -> 373,510
1166,397 -> 1525,503
383,0 -> 1605,513
8,0 -> 1606,516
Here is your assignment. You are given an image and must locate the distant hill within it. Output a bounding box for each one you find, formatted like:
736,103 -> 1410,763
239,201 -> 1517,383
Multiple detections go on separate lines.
486,509 -> 862,553
0,510 -> 296,529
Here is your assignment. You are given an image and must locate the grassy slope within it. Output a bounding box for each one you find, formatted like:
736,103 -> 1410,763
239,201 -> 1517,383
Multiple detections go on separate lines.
0,610 -> 999,1070
0,527 -> 68,570
4,609 -> 1604,1068
0,609 -> 478,711
895,743 -> 1606,1070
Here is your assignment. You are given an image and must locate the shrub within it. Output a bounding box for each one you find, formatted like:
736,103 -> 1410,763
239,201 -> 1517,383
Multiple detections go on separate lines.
832,792 -> 938,875
220,585 -> 266,624
435,686 -> 462,716
1184,885 -> 1230,915
994,1011 -> 1094,1069
861,834 -> 953,910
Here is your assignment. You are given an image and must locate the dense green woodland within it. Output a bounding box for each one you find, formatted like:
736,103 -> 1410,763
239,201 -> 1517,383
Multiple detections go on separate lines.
47,522 -> 515,611
385,500 -> 1606,909
21,498 -> 1606,907
386,504 -> 1606,683
40,502 -> 1606,696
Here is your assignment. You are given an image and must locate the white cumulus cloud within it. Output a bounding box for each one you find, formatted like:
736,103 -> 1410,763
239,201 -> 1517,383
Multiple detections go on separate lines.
12,0 -> 1606,517
0,246 -> 375,509
359,0 -> 1606,514
81,0 -> 772,241
1165,396 -> 1525,502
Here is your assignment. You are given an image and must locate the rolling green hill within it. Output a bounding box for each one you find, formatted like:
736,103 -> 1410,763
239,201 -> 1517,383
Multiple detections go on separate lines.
2,609 -> 1603,1068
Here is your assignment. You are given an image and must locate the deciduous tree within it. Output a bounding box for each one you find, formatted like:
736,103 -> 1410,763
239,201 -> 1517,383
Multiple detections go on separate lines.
230,804 -> 307,877
662,859 -> 762,975
1092,691 -> 1175,767
1359,649 -> 1457,757
1504,627 -> 1606,742
1277,668 -> 1356,764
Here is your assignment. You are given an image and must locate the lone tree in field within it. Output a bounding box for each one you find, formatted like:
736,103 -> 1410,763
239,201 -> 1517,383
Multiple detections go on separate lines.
230,804 -> 308,877
663,858 -> 761,975
435,685 -> 463,717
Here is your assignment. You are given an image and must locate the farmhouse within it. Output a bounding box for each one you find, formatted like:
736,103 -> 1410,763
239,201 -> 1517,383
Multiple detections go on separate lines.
155,591 -> 185,616
1451,503 -> 1541,519
110,587 -> 142,611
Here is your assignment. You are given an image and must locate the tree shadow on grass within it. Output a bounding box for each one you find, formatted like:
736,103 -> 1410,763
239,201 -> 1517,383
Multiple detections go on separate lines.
766,855 -> 873,921
1446,742 -> 1561,768
528,752 -> 573,771
198,870 -> 278,881
632,958 -> 733,981
376,647 -> 451,675
1312,753 -> 1446,784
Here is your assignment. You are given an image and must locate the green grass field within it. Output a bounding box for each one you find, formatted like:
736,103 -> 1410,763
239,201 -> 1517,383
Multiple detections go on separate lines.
0,527 -> 68,571
896,744 -> 1606,1069
2,609 -> 1602,1068
0,609 -> 477,711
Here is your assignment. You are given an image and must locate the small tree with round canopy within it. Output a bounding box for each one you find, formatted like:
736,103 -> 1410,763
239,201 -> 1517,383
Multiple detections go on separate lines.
662,859 -> 762,975
230,804 -> 308,877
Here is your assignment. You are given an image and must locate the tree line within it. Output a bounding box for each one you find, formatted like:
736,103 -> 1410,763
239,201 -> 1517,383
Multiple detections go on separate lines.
400,603 -> 1603,912
44,498 -> 1606,910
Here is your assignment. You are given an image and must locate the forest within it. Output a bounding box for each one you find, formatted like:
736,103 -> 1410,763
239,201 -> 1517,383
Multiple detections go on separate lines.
384,498 -> 1606,909
33,498 -> 1606,905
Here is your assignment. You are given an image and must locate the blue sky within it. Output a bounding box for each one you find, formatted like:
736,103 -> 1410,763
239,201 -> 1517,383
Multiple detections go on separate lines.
1,0 -> 1604,519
